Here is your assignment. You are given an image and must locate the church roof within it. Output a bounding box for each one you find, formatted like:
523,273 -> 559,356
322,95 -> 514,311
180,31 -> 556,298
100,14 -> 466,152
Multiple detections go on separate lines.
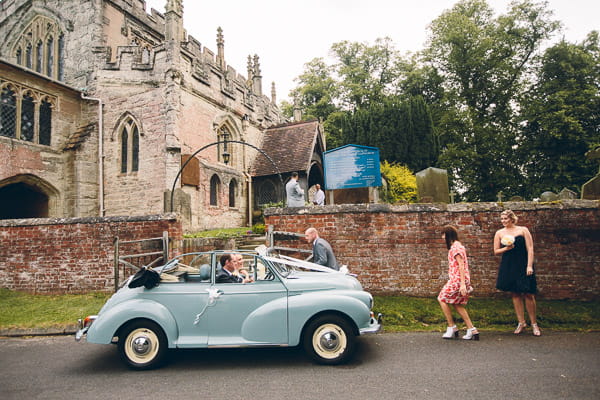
251,119 -> 322,177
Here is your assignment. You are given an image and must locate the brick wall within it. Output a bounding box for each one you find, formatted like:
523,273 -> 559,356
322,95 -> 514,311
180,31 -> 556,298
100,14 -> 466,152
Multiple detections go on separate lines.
0,214 -> 182,294
265,201 -> 600,300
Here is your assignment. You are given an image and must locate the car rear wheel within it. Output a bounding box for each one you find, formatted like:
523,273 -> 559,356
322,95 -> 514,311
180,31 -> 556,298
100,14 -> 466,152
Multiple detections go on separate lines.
118,320 -> 167,370
303,314 -> 356,365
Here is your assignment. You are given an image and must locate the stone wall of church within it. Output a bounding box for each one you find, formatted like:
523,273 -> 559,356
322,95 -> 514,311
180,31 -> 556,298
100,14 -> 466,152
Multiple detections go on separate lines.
0,0 -> 106,90
265,201 -> 600,300
0,62 -> 99,218
1,0 -> 286,230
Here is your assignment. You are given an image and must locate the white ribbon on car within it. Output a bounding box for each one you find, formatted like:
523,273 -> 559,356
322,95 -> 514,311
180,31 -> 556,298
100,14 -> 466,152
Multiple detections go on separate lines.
263,255 -> 348,274
193,287 -> 222,325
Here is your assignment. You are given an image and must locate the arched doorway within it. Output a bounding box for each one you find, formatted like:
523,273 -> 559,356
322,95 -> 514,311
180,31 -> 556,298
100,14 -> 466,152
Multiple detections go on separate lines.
0,174 -> 58,219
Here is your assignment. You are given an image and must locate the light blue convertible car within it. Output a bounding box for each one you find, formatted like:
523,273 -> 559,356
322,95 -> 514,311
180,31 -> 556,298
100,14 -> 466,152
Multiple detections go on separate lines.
76,249 -> 382,370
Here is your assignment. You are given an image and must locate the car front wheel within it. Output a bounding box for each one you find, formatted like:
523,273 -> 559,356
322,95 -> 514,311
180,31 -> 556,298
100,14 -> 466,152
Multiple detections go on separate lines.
118,320 -> 167,370
303,314 -> 356,365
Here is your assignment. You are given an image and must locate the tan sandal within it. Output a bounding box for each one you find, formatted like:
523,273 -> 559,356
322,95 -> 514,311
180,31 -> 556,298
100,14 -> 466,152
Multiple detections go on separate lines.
532,323 -> 541,337
514,322 -> 527,334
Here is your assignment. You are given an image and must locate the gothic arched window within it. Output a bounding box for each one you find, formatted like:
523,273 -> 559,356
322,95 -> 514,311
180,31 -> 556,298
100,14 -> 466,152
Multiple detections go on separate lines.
25,43 -> 32,69
35,40 -> 43,73
120,129 -> 128,173
57,34 -> 65,81
0,83 -> 54,145
46,36 -> 54,77
257,180 -> 277,205
21,93 -> 35,141
39,99 -> 52,146
0,86 -> 17,138
210,175 -> 221,206
229,179 -> 237,207
12,16 -> 65,81
119,117 -> 140,174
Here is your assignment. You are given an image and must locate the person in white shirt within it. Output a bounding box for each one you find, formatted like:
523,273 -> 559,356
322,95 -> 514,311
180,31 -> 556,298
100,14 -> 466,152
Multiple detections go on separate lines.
313,184 -> 325,205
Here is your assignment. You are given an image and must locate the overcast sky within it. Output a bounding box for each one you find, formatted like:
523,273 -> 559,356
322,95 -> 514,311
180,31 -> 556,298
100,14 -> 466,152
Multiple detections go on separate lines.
145,0 -> 599,103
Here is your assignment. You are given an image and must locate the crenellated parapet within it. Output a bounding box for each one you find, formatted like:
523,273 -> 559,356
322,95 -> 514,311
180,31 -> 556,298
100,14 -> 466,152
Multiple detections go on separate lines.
93,20 -> 284,126
108,0 -> 167,33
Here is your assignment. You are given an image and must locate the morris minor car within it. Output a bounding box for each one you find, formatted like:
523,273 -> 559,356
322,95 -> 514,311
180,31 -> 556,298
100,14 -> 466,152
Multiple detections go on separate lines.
76,249 -> 381,370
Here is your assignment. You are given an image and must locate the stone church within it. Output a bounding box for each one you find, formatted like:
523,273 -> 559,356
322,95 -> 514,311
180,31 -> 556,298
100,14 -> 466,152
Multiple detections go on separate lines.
0,0 -> 326,231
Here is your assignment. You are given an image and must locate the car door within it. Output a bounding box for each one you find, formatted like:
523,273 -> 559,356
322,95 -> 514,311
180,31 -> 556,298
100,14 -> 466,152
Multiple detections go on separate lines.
202,257 -> 288,346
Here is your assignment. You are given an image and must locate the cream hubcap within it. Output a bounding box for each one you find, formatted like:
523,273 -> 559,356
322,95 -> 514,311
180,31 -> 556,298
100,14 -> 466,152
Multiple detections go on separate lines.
124,328 -> 159,364
312,323 -> 347,359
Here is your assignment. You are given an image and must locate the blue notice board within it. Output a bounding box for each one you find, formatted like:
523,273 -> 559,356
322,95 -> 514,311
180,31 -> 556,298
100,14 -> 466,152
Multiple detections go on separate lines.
323,144 -> 382,190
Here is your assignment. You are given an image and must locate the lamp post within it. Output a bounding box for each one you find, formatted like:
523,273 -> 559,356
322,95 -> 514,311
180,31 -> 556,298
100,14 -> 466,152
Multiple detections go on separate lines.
221,132 -> 230,165
169,140 -> 283,212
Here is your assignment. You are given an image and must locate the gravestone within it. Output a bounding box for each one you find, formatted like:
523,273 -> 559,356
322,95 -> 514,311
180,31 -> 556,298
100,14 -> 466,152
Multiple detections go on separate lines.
416,167 -> 449,203
581,146 -> 600,200
540,191 -> 558,202
558,188 -> 577,200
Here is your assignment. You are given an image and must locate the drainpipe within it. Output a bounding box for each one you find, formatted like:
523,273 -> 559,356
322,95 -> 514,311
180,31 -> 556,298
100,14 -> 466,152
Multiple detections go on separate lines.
81,93 -> 104,216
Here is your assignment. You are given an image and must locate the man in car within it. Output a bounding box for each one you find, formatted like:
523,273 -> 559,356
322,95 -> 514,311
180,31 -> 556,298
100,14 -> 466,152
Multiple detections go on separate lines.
216,254 -> 252,283
304,227 -> 340,270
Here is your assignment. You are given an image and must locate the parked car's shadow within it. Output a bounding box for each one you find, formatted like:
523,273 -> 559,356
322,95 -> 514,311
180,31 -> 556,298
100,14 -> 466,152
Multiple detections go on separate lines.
168,336 -> 376,370
71,336 -> 378,373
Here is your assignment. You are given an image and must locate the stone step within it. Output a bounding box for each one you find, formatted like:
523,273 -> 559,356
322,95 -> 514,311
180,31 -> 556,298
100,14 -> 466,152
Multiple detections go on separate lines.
235,235 -> 267,250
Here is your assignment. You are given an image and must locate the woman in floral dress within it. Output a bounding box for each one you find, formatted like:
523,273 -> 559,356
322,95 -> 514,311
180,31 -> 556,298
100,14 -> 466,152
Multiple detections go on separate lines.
437,225 -> 479,340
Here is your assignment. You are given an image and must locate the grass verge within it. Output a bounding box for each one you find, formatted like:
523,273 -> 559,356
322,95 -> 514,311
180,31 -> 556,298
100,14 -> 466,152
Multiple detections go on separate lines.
1,288 -> 598,332
377,296 -> 600,332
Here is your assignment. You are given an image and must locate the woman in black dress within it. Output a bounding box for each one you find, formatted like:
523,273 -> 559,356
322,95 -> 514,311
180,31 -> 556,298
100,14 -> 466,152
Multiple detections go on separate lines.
494,210 -> 541,336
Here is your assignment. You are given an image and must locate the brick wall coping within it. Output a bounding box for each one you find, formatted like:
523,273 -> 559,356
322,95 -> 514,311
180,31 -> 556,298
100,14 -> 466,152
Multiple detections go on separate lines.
264,200 -> 599,216
0,213 -> 178,228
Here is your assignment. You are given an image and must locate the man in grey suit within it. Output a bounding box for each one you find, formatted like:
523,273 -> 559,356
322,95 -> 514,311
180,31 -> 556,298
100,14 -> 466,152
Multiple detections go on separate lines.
285,172 -> 305,207
304,227 -> 340,270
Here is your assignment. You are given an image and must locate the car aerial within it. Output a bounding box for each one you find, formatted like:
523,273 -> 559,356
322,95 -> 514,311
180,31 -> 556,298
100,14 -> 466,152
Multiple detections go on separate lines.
76,247 -> 382,370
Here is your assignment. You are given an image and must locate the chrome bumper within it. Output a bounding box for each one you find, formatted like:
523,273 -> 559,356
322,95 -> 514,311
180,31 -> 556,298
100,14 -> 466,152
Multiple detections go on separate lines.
75,315 -> 97,342
360,313 -> 382,335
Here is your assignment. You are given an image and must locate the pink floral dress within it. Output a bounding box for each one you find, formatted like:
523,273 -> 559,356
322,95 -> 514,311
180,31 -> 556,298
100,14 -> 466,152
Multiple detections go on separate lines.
437,241 -> 473,305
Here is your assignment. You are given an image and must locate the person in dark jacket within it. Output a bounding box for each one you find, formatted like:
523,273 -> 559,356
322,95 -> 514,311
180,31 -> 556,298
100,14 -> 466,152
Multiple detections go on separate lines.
304,227 -> 340,270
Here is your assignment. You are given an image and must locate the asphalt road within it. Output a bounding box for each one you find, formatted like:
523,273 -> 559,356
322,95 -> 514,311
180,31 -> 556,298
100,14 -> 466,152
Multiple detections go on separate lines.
0,332 -> 598,400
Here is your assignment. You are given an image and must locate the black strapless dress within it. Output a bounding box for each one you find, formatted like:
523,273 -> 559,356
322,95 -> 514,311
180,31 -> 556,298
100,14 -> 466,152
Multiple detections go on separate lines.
496,235 -> 537,294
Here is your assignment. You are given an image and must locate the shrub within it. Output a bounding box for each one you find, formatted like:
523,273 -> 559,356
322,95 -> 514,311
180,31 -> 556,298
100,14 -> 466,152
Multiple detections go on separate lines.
380,161 -> 418,203
252,223 -> 266,234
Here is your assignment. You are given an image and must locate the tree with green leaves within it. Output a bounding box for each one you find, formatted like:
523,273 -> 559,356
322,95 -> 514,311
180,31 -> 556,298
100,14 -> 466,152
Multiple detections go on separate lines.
424,0 -> 560,200
330,37 -> 400,110
286,57 -> 339,122
519,32 -> 600,198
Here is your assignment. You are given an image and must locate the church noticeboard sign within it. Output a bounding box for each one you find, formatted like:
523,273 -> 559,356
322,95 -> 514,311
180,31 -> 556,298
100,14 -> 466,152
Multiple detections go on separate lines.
323,144 -> 382,190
